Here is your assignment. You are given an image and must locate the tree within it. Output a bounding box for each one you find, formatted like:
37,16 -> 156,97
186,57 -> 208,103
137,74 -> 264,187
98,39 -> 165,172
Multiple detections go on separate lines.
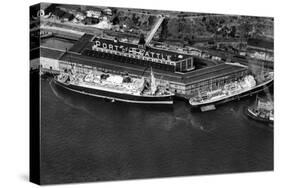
202,16 -> 206,22
178,21 -> 184,33
229,26 -> 236,38
159,18 -> 169,42
132,13 -> 139,25
148,15 -> 156,27
138,33 -> 146,45
112,16 -> 120,25
239,21 -> 252,39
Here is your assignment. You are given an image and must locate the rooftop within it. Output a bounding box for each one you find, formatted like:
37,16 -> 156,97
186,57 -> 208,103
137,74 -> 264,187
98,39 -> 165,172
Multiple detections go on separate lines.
69,34 -> 95,53
68,33 -> 192,62
92,36 -> 191,61
247,38 -> 273,50
40,47 -> 64,59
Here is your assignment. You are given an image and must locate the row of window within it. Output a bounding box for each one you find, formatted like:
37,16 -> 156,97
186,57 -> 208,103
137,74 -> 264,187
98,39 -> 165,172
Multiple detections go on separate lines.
168,70 -> 248,95
184,71 -> 248,94
175,59 -> 193,71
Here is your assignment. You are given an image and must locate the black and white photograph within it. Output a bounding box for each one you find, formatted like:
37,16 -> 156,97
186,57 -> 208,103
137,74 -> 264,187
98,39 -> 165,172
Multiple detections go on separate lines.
29,1 -> 274,185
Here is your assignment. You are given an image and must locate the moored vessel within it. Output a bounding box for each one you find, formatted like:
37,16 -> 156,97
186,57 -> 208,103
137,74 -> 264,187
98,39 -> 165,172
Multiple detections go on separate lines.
54,68 -> 174,104
189,71 -> 273,109
246,96 -> 274,124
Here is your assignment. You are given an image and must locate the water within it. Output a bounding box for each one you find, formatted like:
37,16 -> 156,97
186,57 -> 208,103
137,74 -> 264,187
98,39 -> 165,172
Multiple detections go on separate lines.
40,78 -> 273,185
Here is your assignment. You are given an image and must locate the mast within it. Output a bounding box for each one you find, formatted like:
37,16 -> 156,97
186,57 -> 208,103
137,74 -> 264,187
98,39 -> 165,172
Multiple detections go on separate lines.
150,67 -> 157,95
255,94 -> 259,108
198,88 -> 201,98
261,60 -> 264,80
210,78 -> 213,92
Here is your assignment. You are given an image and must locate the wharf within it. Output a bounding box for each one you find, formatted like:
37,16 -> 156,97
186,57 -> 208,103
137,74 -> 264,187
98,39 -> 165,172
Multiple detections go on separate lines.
59,50 -> 246,85
36,35 -> 249,99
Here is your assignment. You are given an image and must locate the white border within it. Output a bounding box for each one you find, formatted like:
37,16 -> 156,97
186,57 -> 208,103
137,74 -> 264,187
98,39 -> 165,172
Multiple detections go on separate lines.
0,0 -> 279,187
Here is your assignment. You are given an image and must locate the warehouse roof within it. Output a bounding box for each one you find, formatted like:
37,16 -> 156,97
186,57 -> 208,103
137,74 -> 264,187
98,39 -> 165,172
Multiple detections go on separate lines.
40,47 -> 64,59
247,38 -> 273,50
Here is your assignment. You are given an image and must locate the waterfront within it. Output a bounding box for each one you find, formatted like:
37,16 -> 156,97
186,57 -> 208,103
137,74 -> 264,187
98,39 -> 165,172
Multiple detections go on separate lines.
40,78 -> 273,184
28,3 -> 276,185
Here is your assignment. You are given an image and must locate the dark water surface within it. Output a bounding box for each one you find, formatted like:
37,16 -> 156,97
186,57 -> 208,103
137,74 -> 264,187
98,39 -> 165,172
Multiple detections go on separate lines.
40,78 -> 273,184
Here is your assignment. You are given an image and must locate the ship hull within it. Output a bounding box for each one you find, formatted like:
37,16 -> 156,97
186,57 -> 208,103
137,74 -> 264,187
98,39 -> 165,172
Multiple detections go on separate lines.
54,78 -> 174,104
190,79 -> 273,108
246,108 -> 273,124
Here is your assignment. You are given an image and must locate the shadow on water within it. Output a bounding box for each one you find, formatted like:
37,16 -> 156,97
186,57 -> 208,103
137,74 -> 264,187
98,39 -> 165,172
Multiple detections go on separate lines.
188,93 -> 273,132
48,78 -> 273,132
49,79 -> 179,130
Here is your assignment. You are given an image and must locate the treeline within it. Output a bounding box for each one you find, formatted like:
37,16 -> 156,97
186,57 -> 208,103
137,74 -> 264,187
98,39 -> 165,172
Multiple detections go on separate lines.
157,16 -> 273,44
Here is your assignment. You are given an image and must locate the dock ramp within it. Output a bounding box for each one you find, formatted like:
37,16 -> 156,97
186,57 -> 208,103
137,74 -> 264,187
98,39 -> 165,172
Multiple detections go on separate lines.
201,105 -> 216,112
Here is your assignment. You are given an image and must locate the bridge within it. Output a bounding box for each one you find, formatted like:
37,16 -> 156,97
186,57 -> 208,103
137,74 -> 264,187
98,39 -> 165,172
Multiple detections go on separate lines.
145,15 -> 165,46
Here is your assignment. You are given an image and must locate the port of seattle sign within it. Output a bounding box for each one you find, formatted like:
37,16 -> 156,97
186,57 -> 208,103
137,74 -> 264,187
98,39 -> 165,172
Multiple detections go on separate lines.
92,39 -> 176,63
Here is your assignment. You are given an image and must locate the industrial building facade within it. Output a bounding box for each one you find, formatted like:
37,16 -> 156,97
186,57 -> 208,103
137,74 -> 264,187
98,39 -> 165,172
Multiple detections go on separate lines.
38,33 -> 248,98
177,68 -> 248,96
57,56 -> 248,97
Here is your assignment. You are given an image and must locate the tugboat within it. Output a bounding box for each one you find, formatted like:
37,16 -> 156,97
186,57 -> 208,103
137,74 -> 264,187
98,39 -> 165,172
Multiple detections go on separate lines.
247,96 -> 274,124
54,67 -> 174,104
189,71 -> 273,109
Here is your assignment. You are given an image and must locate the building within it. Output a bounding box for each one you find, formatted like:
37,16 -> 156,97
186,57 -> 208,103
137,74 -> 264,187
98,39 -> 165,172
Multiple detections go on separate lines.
86,9 -> 102,18
51,8 -> 65,20
247,38 -> 274,62
38,46 -> 248,98
82,17 -> 99,25
39,48 -> 64,71
57,52 -> 247,97
87,35 -> 194,73
51,8 -> 74,22
75,12 -> 86,21
103,8 -> 113,16
38,34 -> 248,98
174,64 -> 248,96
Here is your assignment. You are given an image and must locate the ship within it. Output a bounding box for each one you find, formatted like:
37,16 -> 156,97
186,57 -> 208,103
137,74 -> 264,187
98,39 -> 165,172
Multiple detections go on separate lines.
189,71 -> 274,108
246,96 -> 274,124
54,67 -> 174,104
